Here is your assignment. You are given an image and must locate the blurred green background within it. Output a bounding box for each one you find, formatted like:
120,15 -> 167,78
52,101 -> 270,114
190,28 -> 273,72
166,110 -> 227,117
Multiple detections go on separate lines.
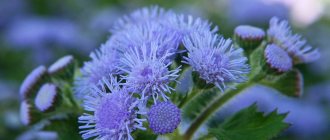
1,0 -> 330,139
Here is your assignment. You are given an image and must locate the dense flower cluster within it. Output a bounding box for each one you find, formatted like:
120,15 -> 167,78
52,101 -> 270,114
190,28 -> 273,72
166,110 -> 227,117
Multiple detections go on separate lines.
18,5 -> 321,140
75,6 -> 251,139
183,31 -> 250,91
14,3 -> 320,140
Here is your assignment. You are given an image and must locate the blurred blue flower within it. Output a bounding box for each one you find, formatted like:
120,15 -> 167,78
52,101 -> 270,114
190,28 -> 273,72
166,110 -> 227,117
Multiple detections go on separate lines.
17,131 -> 58,140
183,31 -> 250,92
268,17 -> 320,64
119,44 -> 181,102
34,83 -> 58,112
20,100 -> 32,126
79,76 -> 146,140
6,18 -> 91,50
228,0 -> 288,24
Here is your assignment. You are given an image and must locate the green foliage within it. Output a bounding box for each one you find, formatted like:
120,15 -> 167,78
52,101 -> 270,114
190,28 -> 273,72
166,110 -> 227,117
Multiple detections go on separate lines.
248,43 -> 268,82
182,88 -> 219,120
260,69 -> 303,97
133,129 -> 158,140
44,115 -> 82,140
209,104 -> 290,140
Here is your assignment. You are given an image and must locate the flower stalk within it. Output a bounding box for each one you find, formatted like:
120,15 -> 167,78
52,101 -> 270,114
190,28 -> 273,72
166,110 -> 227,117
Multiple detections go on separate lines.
183,81 -> 255,140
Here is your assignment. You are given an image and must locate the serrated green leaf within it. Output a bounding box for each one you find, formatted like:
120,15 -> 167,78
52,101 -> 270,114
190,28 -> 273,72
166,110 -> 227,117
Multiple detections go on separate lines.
209,104 -> 290,140
260,69 -> 303,97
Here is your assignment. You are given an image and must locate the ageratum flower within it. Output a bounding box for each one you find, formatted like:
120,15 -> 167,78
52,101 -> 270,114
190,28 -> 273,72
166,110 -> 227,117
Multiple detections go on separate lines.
164,14 -> 218,41
267,17 -> 320,64
148,101 -> 181,134
78,76 -> 146,140
109,21 -> 180,59
111,6 -> 172,33
183,31 -> 250,92
74,43 -> 121,99
264,44 -> 293,73
119,44 -> 180,102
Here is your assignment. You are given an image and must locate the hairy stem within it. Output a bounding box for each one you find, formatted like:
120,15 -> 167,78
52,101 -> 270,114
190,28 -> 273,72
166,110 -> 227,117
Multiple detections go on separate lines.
178,86 -> 202,108
183,81 -> 254,140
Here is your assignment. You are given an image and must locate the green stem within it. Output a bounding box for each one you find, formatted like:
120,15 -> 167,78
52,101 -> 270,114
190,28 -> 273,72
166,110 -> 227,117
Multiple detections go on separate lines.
178,86 -> 202,108
183,81 -> 254,140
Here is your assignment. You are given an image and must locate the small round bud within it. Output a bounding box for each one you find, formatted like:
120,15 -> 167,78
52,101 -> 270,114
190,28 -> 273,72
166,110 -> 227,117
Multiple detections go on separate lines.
264,44 -> 293,73
148,101 -> 181,134
48,55 -> 74,79
20,100 -> 39,125
20,66 -> 48,99
234,25 -> 265,54
34,83 -> 59,112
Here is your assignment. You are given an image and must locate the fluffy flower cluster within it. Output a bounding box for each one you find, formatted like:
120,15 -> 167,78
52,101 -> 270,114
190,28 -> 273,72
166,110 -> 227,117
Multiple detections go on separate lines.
79,77 -> 145,140
76,6 -> 250,139
183,31 -> 250,91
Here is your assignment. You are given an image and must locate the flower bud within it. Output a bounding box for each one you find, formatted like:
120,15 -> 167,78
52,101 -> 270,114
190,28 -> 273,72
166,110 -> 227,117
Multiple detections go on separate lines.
20,66 -> 48,99
234,25 -> 265,54
48,55 -> 75,80
148,101 -> 181,134
34,83 -> 60,112
20,100 -> 40,126
264,44 -> 293,73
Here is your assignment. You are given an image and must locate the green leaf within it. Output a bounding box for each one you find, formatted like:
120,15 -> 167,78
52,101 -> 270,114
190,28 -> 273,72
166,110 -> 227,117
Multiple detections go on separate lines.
259,69 -> 303,97
209,104 -> 290,140
248,43 -> 268,82
133,129 -> 158,140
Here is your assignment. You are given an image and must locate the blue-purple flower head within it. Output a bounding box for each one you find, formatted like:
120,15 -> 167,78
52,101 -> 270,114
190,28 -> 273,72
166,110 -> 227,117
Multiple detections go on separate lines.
110,6 -> 218,59
111,6 -> 172,33
74,43 -> 121,99
183,31 -> 250,92
264,44 -> 293,72
164,14 -> 218,41
148,101 -> 181,134
109,21 -> 180,60
79,76 -> 146,140
119,44 -> 181,102
267,17 -> 320,64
